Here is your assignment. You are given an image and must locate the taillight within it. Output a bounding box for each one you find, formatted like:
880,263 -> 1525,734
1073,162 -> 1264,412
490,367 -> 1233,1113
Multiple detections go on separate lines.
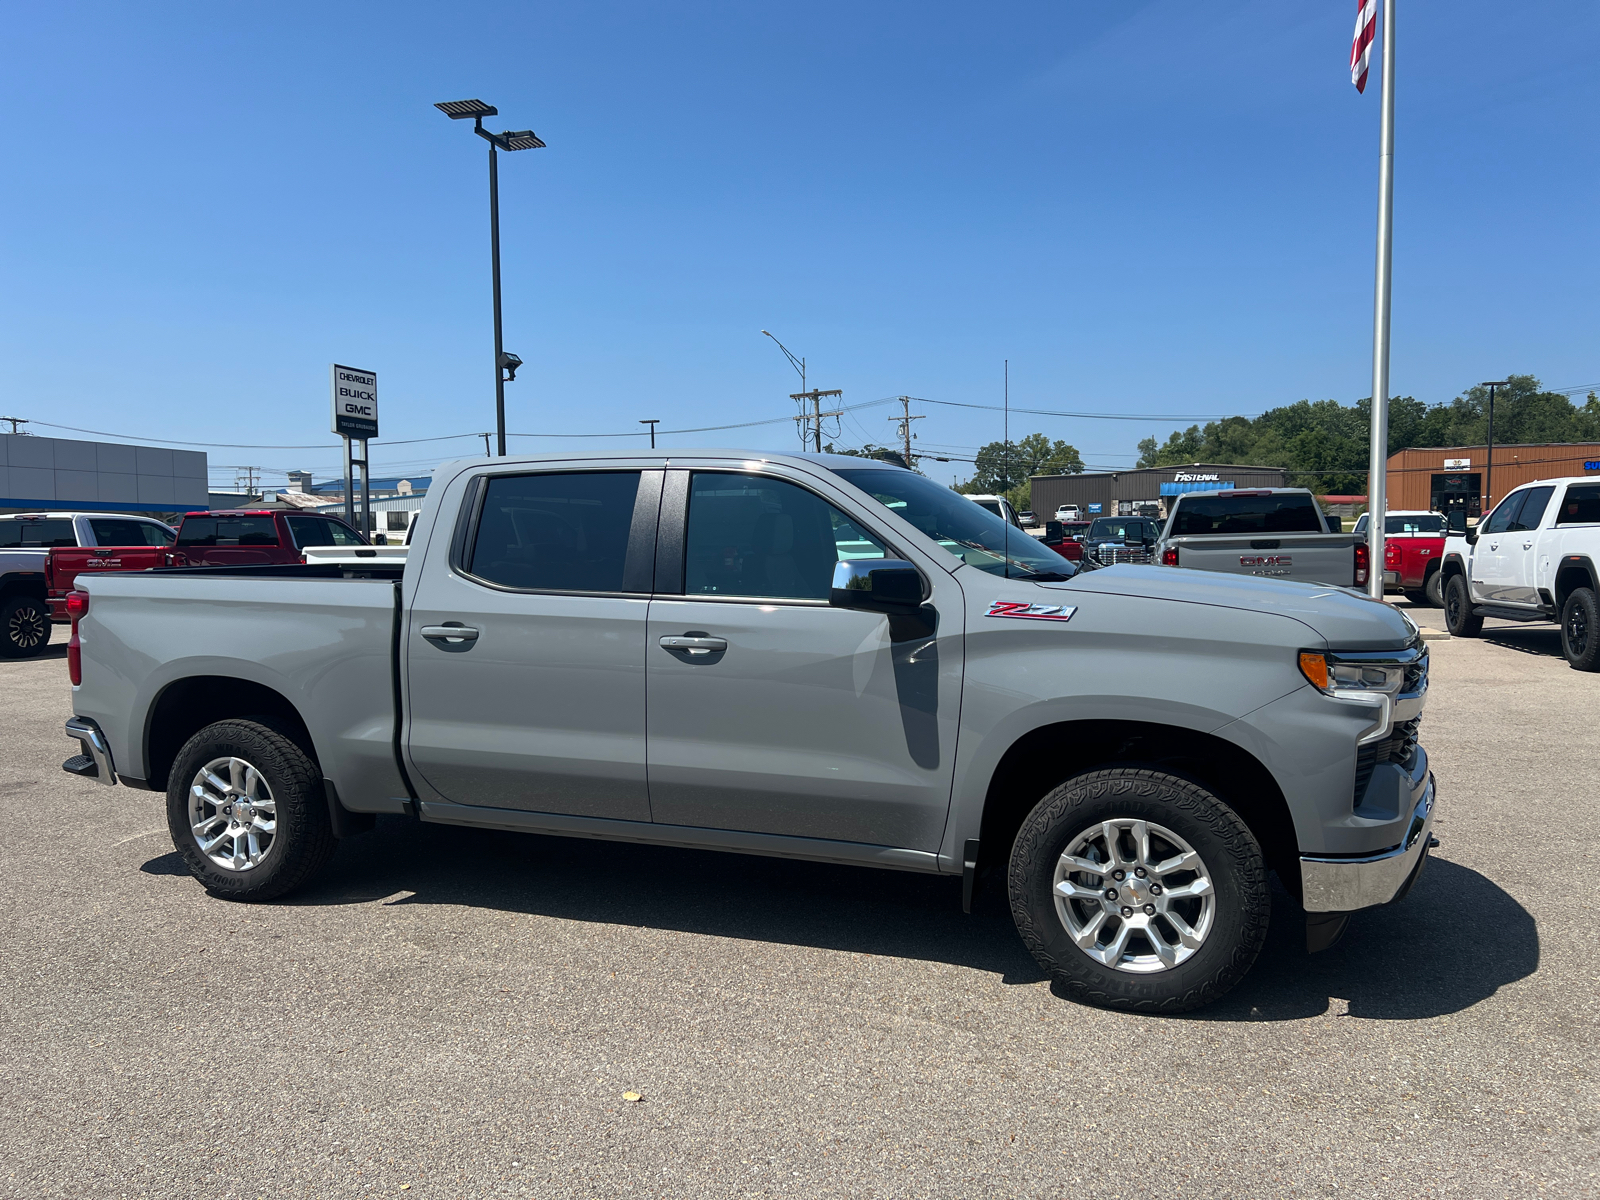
1355,542 -> 1370,585
1161,547 -> 1179,567
68,627 -> 81,685
65,590 -> 89,620
1384,543 -> 1400,567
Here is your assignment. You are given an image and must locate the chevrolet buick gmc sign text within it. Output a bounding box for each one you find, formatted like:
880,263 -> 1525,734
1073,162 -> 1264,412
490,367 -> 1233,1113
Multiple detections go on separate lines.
330,364 -> 379,438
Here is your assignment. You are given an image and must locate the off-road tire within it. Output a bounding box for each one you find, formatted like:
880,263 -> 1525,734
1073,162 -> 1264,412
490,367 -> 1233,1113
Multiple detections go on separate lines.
1560,587 -> 1600,672
1424,566 -> 1444,609
1,594 -> 52,658
1008,767 -> 1269,1014
1443,573 -> 1482,638
166,719 -> 336,901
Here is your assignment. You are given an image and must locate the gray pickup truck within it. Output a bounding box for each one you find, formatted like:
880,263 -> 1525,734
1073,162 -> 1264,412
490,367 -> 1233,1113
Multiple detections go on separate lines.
1156,488 -> 1364,589
62,451 -> 1435,1013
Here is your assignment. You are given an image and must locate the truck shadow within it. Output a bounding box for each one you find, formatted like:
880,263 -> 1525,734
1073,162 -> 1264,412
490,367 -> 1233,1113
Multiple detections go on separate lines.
1480,625 -> 1564,660
145,827 -> 1534,1022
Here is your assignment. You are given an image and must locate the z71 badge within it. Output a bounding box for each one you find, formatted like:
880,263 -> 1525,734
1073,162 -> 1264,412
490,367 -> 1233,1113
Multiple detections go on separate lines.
986,600 -> 1077,622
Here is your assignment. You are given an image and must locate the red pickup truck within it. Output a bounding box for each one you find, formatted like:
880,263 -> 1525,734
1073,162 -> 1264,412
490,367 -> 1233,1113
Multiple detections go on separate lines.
45,545 -> 177,620
1355,510 -> 1446,606
173,510 -> 367,566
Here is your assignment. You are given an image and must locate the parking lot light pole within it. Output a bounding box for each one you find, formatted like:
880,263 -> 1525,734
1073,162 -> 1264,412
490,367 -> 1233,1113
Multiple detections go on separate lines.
1481,381 -> 1509,514
435,99 -> 545,456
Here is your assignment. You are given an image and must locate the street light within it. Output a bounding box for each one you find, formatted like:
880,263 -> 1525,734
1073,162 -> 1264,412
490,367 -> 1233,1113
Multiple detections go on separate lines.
1481,380 -> 1510,514
761,330 -> 805,395
639,419 -> 661,448
436,98 -> 546,456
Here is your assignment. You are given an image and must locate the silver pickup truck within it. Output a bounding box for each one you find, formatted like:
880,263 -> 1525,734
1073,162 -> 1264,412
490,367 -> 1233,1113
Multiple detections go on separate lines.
62,451 -> 1436,1013
1155,488 -> 1364,588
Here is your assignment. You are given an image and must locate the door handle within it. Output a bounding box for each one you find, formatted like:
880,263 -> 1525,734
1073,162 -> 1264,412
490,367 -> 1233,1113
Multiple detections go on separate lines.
421,624 -> 480,642
1488,542 -> 1498,550
659,634 -> 727,656
1522,542 -> 1533,550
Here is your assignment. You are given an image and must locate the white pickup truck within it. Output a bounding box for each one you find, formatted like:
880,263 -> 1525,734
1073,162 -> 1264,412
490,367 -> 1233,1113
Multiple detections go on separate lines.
1438,475 -> 1600,670
61,450 -> 1438,1013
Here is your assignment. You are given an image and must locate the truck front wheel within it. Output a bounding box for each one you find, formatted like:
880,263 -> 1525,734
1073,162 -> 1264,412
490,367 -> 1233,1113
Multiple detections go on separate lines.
0,594 -> 51,658
1560,588 -> 1600,671
1007,768 -> 1269,1013
166,719 -> 336,901
1443,574 -> 1482,638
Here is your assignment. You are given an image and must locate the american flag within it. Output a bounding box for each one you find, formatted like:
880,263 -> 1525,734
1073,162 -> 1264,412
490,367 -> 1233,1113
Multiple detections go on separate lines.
1350,0 -> 1378,93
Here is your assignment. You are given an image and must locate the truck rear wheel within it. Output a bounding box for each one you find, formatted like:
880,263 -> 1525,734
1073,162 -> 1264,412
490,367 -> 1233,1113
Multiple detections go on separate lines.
1443,574 -> 1482,638
1560,588 -> 1600,672
1007,767 -> 1269,1013
1,594 -> 52,658
166,719 -> 336,901
1424,566 -> 1444,609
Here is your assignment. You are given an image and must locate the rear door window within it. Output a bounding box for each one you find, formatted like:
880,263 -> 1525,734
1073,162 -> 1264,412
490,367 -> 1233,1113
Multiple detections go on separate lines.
177,517 -> 280,547
1555,484 -> 1600,526
468,471 -> 642,593
1170,494 -> 1325,535
285,516 -> 364,548
0,519 -> 76,548
90,519 -> 175,546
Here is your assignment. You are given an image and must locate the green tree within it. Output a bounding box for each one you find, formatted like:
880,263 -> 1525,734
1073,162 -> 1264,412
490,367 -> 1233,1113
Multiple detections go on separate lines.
957,434 -> 1083,497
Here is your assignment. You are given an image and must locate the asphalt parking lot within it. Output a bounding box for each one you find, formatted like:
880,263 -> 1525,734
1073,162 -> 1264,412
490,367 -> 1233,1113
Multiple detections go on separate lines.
2,605 -> 1595,1200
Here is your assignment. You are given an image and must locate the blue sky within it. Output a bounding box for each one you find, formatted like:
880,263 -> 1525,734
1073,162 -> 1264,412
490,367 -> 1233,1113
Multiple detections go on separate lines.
2,1 -> 1595,491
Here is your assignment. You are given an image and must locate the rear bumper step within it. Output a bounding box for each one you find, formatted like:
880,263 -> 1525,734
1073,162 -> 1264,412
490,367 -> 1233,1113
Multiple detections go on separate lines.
63,716 -> 117,787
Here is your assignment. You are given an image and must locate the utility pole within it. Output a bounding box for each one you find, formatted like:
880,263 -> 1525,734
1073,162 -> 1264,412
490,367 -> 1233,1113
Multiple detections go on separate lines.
0,417 -> 28,435
233,466 -> 261,494
1481,380 -> 1509,514
479,433 -> 493,456
639,419 -> 661,449
790,389 -> 843,452
888,396 -> 924,466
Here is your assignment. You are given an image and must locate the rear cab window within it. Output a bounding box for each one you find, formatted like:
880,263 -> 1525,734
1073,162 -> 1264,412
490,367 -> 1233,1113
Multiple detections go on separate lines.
89,519 -> 175,547
177,517 -> 280,547
1171,493 -> 1325,536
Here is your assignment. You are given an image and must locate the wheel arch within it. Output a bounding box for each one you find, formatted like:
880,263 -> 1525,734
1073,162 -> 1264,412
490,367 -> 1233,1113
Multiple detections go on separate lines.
1553,556 -> 1599,613
975,719 -> 1299,893
144,675 -> 317,792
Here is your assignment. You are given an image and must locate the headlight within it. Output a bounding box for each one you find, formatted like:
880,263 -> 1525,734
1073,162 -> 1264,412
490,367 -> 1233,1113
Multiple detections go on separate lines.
1298,651 -> 1409,696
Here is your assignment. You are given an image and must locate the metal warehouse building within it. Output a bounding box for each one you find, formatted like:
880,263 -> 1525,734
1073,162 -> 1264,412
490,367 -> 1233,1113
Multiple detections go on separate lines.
1029,463 -> 1288,519
1,433 -> 208,517
1384,443 -> 1600,522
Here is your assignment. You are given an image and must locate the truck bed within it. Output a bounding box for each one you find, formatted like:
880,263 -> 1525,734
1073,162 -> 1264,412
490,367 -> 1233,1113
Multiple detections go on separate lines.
71,564 -> 410,813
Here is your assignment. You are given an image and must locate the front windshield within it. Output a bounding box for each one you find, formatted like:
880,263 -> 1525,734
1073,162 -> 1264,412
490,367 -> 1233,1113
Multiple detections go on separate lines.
1088,518 -> 1138,540
832,468 -> 1076,579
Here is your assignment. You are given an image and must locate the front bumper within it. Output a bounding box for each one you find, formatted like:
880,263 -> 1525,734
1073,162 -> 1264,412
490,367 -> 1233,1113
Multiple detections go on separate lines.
1300,773 -> 1436,912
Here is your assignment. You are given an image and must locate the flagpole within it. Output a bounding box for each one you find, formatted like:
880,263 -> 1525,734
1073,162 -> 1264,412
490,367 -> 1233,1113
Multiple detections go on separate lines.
1365,0 -> 1396,599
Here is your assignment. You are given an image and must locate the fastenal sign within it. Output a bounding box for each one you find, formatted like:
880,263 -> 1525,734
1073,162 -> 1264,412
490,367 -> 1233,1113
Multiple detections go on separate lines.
330,364 -> 379,438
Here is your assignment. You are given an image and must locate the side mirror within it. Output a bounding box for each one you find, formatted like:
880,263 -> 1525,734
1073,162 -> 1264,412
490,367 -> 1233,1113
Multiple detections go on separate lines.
830,559 -> 923,614
1464,524 -> 1478,545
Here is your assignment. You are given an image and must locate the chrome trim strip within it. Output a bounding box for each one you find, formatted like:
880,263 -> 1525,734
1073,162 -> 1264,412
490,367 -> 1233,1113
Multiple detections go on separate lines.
65,716 -> 117,787
1301,775 -> 1434,912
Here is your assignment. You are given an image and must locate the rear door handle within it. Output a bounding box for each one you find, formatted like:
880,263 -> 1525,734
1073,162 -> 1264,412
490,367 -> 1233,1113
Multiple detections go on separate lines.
421,624 -> 480,642
659,635 -> 727,655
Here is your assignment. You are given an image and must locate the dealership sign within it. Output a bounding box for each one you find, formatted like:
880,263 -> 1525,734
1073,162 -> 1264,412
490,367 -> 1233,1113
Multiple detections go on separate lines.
1443,457 -> 1470,469
330,364 -> 379,438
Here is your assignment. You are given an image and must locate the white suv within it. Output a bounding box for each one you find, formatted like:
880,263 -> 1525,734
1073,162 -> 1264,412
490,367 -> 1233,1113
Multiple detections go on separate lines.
1439,477 -> 1600,669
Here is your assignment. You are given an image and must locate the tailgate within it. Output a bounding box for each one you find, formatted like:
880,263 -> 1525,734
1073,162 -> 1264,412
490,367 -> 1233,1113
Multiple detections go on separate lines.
46,546 -> 174,618
1167,534 -> 1357,586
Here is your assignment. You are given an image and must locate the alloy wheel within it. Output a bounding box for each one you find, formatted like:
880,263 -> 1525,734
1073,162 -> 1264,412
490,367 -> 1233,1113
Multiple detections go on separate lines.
1568,604 -> 1589,658
7,603 -> 47,650
1052,818 -> 1216,973
188,756 -> 278,871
